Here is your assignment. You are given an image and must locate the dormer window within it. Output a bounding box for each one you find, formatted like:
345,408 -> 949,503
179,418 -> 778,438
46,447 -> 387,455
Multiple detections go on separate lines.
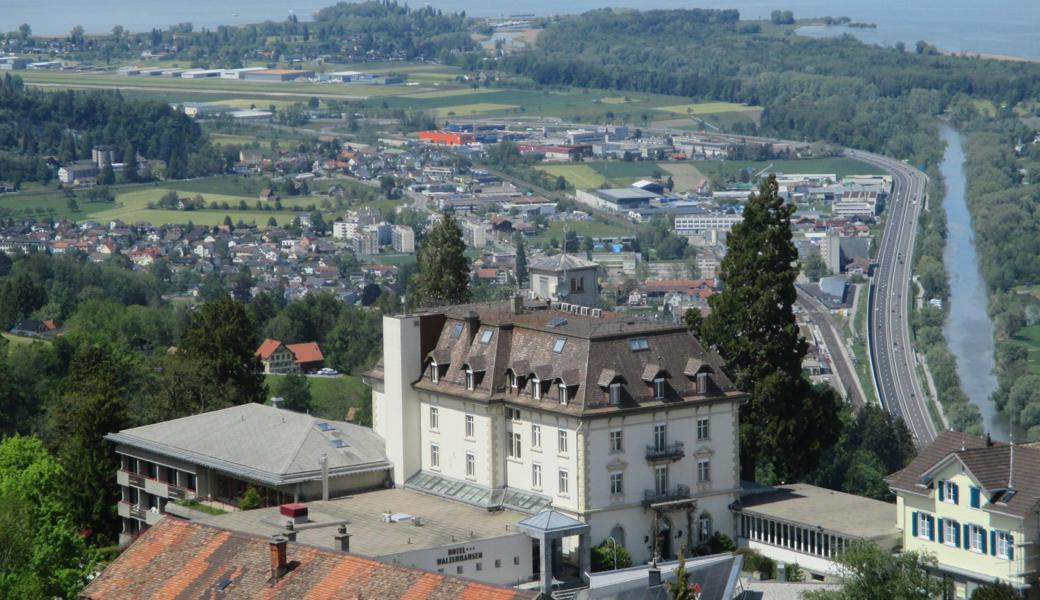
609,383 -> 622,405
696,372 -> 709,395
532,377 -> 542,400
466,369 -> 475,391
429,362 -> 440,383
558,385 -> 568,405
654,378 -> 666,400
506,370 -> 517,390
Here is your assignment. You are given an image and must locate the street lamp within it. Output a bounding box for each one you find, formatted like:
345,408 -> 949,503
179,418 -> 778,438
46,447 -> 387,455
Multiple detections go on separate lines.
606,536 -> 619,571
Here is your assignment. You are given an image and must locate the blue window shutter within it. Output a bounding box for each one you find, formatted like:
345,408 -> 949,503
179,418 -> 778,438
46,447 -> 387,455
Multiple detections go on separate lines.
991,530 -> 997,556
952,484 -> 959,504
938,481 -> 945,501
928,516 -> 935,541
981,528 -> 987,554
963,524 -> 970,549
954,522 -> 960,547
1009,535 -> 1015,560
938,519 -> 944,544
912,512 -> 918,537
971,487 -> 981,509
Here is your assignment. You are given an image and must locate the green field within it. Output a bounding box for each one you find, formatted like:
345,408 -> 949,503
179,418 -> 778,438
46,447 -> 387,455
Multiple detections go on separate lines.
86,187 -> 316,227
536,165 -> 608,189
2,333 -> 48,353
657,101 -> 759,115
528,220 -> 635,246
265,374 -> 370,422
1011,324 -> 1040,374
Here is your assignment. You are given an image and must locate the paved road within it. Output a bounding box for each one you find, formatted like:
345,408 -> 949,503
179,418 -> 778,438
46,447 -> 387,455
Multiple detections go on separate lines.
845,149 -> 937,445
796,288 -> 866,409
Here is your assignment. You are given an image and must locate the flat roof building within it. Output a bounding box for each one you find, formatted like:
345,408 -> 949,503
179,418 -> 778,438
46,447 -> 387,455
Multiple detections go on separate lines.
105,403 -> 391,544
732,483 -> 900,581
241,69 -> 314,82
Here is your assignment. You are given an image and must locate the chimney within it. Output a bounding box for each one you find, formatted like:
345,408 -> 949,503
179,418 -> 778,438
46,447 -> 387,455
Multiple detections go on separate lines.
284,521 -> 297,542
511,294 -> 524,315
986,433 -> 993,447
269,536 -> 288,581
465,310 -> 481,342
648,567 -> 662,587
271,396 -> 285,409
335,524 -> 351,553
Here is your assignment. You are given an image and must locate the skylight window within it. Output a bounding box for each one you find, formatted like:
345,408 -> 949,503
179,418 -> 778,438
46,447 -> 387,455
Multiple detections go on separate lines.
317,422 -> 334,431
548,317 -> 568,328
480,329 -> 493,344
451,323 -> 464,338
332,439 -> 349,448
629,337 -> 649,351
553,337 -> 567,353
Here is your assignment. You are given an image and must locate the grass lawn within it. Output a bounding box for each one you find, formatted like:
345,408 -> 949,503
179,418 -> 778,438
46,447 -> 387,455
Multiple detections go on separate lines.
431,103 -> 518,119
536,164 -> 608,189
85,187 -> 318,227
1011,324 -> 1040,374
266,374 -> 370,422
528,220 -> 634,246
2,333 -> 49,353
657,101 -> 759,115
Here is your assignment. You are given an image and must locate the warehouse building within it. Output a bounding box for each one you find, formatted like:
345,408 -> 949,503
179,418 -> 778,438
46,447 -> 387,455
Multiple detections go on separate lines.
242,69 -> 314,82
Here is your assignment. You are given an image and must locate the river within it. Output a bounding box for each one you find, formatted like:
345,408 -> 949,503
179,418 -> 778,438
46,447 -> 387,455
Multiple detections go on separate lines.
939,125 -> 1007,440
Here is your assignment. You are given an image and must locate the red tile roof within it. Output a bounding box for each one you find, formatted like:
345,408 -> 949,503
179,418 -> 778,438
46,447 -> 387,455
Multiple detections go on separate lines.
80,519 -> 537,600
256,338 -> 283,360
286,342 -> 324,364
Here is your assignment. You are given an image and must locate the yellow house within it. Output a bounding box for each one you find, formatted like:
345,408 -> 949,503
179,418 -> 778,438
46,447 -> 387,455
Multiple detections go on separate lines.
886,431 -> 1040,599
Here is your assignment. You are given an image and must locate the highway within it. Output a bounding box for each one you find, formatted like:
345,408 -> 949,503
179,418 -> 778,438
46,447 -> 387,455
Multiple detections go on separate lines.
845,149 -> 937,445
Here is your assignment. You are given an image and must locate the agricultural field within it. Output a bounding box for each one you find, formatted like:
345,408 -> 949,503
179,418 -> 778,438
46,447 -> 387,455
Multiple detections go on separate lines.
2,333 -> 49,353
536,165 -> 608,189
85,187 -> 317,227
657,101 -> 759,115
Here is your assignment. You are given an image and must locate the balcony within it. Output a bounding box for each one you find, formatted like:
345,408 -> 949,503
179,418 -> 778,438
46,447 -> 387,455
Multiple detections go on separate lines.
645,441 -> 685,462
643,484 -> 692,507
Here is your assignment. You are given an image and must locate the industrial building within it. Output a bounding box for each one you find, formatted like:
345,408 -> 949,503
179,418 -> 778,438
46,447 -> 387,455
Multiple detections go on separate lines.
575,187 -> 660,212
241,69 -> 314,82
419,130 -> 476,145
219,67 -> 266,79
673,212 -> 744,235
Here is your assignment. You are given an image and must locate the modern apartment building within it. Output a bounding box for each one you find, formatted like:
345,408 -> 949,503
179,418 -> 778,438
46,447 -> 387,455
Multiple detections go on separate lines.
392,224 -> 416,253
528,253 -> 601,307
365,299 -> 745,566
887,432 -> 1040,599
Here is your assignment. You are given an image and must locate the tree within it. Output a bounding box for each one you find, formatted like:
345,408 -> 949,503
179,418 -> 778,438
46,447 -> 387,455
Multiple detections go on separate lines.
178,297 -> 266,406
97,163 -> 115,185
802,251 -> 830,281
971,582 -> 1020,600
683,308 -> 703,338
700,176 -> 841,481
44,342 -> 134,543
0,435 -> 94,599
410,213 -> 471,308
274,373 -> 312,413
666,547 -> 700,600
121,143 -> 138,183
803,541 -> 947,600
515,235 -> 528,286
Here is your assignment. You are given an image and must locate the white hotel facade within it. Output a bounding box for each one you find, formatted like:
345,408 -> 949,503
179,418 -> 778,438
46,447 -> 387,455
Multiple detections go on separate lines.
366,298 -> 745,565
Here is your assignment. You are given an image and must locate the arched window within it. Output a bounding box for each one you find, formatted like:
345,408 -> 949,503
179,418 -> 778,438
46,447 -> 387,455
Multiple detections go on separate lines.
698,512 -> 713,543
610,525 -> 626,547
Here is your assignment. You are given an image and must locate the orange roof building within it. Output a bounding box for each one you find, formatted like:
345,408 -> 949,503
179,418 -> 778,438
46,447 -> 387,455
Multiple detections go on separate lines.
256,339 -> 325,374
80,518 -> 537,600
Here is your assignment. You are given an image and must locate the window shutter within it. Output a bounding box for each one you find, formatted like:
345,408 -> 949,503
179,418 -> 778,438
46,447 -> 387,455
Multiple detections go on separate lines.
927,516 -> 935,542
990,530 -> 997,556
952,484 -> 959,504
911,512 -> 918,537
1009,535 -> 1015,560
971,487 -> 981,509
980,528 -> 987,554
937,519 -> 944,544
938,481 -> 945,501
963,524 -> 970,549
954,523 -> 960,547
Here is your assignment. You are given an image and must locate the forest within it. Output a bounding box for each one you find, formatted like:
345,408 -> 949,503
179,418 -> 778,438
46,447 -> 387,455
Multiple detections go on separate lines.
0,75 -> 223,185
505,9 -> 1040,167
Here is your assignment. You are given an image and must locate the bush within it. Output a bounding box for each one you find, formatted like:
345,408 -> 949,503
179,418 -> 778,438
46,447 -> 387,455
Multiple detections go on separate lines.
736,548 -> 777,579
709,532 -> 736,553
238,486 -> 264,510
591,539 -> 633,572
784,562 -> 805,582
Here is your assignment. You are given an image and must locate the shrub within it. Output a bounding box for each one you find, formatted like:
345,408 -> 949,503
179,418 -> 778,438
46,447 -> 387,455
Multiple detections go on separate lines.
238,487 -> 264,511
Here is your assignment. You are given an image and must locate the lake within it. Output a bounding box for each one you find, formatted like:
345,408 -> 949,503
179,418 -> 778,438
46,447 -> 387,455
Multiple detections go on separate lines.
7,0 -> 1040,60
